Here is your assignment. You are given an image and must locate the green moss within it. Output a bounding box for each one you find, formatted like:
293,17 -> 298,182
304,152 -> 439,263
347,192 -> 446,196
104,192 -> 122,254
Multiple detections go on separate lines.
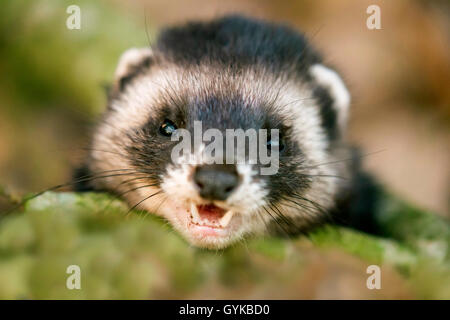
0,191 -> 448,299
376,192 -> 450,262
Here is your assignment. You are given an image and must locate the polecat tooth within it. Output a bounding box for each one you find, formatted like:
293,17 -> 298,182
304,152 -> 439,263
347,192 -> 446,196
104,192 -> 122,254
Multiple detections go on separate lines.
77,15 -> 378,249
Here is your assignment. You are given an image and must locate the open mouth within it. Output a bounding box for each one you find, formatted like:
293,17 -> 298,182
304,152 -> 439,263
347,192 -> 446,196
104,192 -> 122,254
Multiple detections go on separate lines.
189,203 -> 235,229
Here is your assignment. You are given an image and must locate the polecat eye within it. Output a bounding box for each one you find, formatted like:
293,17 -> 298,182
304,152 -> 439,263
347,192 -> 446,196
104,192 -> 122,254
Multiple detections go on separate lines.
267,136 -> 285,152
159,119 -> 177,137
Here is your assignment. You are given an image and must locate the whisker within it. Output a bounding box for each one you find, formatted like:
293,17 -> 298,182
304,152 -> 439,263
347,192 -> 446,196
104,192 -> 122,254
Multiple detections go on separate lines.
4,169 -> 143,215
140,195 -> 168,222
256,210 -> 271,232
261,205 -> 290,236
278,195 -> 324,220
268,203 -> 293,228
125,190 -> 164,217
99,182 -> 160,215
300,173 -> 348,180
304,149 -> 386,170
117,175 -> 154,187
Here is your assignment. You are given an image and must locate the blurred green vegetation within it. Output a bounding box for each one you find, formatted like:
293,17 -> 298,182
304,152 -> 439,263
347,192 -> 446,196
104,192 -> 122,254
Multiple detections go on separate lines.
0,0 -> 150,193
0,0 -> 148,116
0,191 -> 448,299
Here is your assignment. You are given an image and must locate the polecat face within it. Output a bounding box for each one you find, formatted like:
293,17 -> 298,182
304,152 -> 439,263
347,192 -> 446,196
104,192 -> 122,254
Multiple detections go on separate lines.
85,16 -> 352,249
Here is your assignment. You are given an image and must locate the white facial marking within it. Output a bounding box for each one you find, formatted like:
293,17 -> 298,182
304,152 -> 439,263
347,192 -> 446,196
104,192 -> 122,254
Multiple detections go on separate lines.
114,47 -> 153,81
310,64 -> 351,131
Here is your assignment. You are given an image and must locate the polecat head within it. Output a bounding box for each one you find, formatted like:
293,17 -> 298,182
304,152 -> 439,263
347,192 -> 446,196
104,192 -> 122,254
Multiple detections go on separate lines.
86,15 -> 351,249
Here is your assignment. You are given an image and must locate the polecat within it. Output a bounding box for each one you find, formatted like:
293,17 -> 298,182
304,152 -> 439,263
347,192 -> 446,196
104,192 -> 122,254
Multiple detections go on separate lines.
76,15 -> 379,249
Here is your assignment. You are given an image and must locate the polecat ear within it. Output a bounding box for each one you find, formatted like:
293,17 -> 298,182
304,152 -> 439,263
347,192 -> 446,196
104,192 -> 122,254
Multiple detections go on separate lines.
310,64 -> 351,139
113,48 -> 153,92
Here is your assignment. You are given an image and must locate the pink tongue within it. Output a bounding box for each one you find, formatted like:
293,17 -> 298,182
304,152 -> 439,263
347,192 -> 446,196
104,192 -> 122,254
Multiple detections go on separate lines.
197,204 -> 226,221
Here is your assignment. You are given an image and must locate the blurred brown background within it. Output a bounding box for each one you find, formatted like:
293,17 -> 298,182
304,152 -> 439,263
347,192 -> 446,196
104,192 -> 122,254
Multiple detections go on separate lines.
0,0 -> 449,216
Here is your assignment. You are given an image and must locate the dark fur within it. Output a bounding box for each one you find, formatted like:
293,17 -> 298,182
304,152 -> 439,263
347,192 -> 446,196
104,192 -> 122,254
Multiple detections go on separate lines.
155,15 -> 321,72
331,148 -> 382,234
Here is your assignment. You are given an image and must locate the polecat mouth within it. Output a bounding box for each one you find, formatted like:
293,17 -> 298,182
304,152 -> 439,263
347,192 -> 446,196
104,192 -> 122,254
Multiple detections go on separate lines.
189,203 -> 235,228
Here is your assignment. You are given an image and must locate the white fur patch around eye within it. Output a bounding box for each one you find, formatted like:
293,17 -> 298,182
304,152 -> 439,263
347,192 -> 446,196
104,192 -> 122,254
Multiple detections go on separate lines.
310,64 -> 351,130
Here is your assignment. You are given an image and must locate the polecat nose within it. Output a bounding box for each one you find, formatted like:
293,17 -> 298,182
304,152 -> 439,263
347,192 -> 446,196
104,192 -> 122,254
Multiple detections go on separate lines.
193,164 -> 239,201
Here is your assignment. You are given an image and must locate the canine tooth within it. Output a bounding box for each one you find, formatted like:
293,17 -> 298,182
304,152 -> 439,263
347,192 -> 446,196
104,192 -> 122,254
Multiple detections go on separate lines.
190,203 -> 200,223
219,210 -> 234,227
